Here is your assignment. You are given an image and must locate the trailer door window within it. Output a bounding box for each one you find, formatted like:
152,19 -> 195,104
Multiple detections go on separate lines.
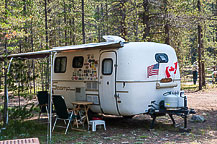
73,56 -> 84,68
54,57 -> 67,73
102,59 -> 113,75
155,53 -> 168,63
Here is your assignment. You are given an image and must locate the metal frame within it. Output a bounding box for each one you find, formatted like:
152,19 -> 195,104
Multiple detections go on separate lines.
148,96 -> 196,131
52,112 -> 74,134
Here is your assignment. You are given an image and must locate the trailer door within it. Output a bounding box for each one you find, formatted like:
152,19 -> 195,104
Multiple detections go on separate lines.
99,51 -> 119,115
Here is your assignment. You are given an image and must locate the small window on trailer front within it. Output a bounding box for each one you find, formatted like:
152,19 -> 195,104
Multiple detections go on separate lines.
102,58 -> 113,75
54,57 -> 67,73
72,56 -> 84,68
155,53 -> 168,63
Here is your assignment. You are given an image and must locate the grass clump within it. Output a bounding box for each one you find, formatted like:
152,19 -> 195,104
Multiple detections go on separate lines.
0,120 -> 47,141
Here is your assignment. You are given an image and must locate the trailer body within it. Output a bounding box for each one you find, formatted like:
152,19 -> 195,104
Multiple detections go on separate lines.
53,37 -> 182,116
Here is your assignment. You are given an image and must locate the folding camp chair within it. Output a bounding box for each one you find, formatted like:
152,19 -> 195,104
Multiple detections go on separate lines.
52,95 -> 77,134
37,91 -> 49,119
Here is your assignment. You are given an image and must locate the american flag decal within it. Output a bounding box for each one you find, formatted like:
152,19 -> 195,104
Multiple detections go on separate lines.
147,63 -> 159,78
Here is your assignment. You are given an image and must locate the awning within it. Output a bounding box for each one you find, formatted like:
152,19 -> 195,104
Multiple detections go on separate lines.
0,41 -> 123,61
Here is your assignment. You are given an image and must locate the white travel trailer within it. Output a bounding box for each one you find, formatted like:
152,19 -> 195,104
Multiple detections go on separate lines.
0,35 -> 195,139
52,36 -> 195,129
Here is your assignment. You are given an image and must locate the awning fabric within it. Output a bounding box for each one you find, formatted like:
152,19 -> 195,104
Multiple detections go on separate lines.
0,41 -> 123,61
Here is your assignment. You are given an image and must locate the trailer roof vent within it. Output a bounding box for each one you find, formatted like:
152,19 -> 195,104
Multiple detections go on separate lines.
103,35 -> 125,43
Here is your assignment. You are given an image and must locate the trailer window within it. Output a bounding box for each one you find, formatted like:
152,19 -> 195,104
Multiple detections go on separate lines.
155,53 -> 168,63
72,56 -> 84,68
102,59 -> 113,75
54,57 -> 67,73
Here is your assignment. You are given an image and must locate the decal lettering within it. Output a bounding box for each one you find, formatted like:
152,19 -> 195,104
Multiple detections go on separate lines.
53,84 -> 74,91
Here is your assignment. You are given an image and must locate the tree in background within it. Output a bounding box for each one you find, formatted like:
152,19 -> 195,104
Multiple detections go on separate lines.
1,0 -> 217,125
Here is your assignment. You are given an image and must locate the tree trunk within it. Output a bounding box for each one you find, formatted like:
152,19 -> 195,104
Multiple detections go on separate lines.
164,0 -> 170,45
165,24 -> 170,45
64,0 -> 67,46
100,3 -> 104,41
197,0 -> 205,90
82,0 -> 85,44
45,0 -> 48,49
3,0 -> 8,126
44,0 -> 49,91
197,0 -> 203,90
71,0 -> 75,45
120,0 -> 127,41
105,0 -> 108,35
97,5 -> 101,42
142,0 -> 150,41
0,76 -> 1,89
30,18 -> 35,94
41,63 -> 44,91
3,39 -> 8,126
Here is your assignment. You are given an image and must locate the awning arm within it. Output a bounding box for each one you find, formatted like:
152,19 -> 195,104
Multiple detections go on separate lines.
4,57 -> 14,126
48,51 -> 57,143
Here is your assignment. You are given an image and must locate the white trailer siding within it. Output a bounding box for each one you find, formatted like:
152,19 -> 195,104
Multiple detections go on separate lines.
115,42 -> 180,115
52,42 -> 181,116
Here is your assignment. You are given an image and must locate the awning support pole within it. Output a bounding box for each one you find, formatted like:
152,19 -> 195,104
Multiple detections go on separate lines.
48,51 -> 56,143
3,57 -> 13,126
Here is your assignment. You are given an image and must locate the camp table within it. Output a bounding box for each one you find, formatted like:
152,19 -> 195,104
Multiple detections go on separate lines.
71,101 -> 93,128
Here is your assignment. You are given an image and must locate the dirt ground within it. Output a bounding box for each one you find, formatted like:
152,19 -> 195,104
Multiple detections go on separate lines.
1,87 -> 217,144
65,88 -> 217,144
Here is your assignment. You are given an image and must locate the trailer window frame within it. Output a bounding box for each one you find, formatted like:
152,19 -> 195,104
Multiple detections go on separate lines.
54,57 -> 67,73
155,53 -> 169,63
72,56 -> 84,68
102,58 -> 113,75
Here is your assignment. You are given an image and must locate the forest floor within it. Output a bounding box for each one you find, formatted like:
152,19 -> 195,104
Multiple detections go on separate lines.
63,87 -> 217,144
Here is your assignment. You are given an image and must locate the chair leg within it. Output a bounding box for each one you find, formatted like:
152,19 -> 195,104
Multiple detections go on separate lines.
52,117 -> 58,132
46,106 -> 49,121
70,122 -> 73,129
65,119 -> 71,134
103,123 -> 106,130
88,123 -> 90,131
38,112 -> 41,120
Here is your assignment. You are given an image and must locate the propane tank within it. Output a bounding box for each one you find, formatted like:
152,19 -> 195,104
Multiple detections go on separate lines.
163,91 -> 185,110
164,94 -> 179,110
178,91 -> 185,108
